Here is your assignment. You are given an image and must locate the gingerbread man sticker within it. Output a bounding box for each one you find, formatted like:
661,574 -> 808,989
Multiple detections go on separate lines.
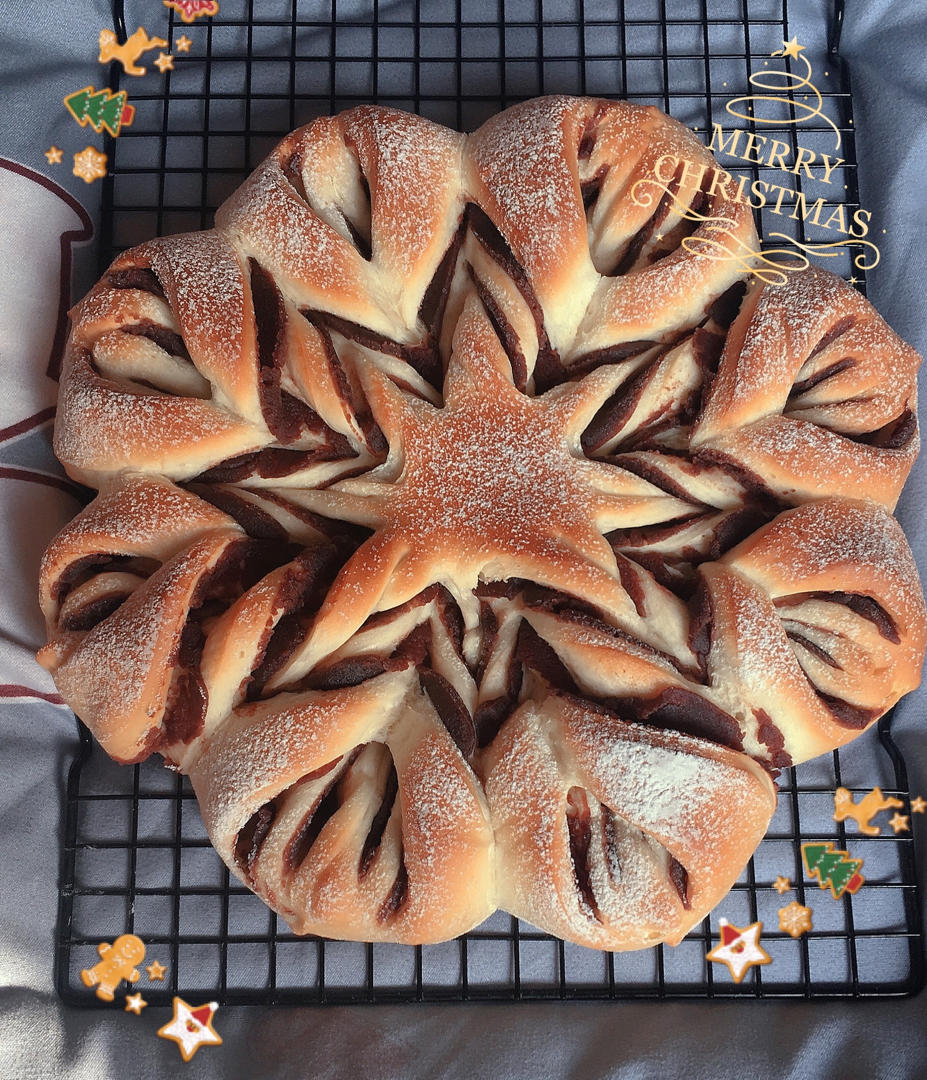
80,934 -> 146,1002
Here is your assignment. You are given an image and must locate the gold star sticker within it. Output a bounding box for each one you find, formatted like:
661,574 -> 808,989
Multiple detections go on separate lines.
124,992 -> 147,1014
158,998 -> 222,1062
44,145 -> 63,165
773,875 -> 791,895
175,34 -> 193,52
776,36 -> 805,60
889,812 -> 910,834
706,919 -> 772,984
72,145 -> 108,184
911,796 -> 926,814
154,51 -> 174,73
146,959 -> 168,981
778,901 -> 813,939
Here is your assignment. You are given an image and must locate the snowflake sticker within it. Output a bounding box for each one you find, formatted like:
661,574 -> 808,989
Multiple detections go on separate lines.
778,900 -> 813,938
72,146 -> 108,184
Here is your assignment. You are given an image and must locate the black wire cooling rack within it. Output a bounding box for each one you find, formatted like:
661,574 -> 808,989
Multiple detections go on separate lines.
56,0 -> 924,1004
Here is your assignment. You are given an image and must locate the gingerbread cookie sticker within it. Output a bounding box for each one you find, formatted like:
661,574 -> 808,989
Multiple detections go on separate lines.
98,27 -> 168,76
80,934 -> 145,1002
833,787 -> 903,835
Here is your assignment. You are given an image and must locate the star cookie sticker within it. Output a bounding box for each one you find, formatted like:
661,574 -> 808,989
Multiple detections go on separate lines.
911,796 -> 926,814
778,901 -> 813,939
889,812 -> 910,834
45,145 -> 63,165
72,146 -> 107,185
706,919 -> 772,984
146,959 -> 168,981
175,35 -> 192,52
124,992 -> 147,1014
773,875 -> 791,895
154,52 -> 175,73
158,998 -> 222,1062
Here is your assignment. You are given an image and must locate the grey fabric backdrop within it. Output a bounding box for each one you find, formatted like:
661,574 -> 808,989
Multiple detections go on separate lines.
2,0 -> 926,1077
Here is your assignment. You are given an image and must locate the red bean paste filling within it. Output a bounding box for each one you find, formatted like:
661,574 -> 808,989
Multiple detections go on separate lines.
470,267 -> 528,392
467,202 -> 561,392
192,441 -> 354,484
785,629 -> 840,669
55,553 -> 160,621
419,668 -> 477,761
815,691 -> 878,729
300,315 -> 388,455
776,590 -> 899,644
609,687 -> 744,753
246,541 -> 355,701
566,787 -> 602,922
250,259 -> 332,444
607,504 -> 775,600
419,213 -> 468,340
753,708 -> 792,770
122,320 -> 191,362
707,281 -> 747,330
608,162 -> 688,277
524,590 -> 702,683
668,857 -> 691,909
107,266 -> 167,300
688,580 -> 713,678
850,408 -> 917,450
234,803 -> 276,882
377,851 -> 410,922
789,356 -> 856,399
183,484 -> 289,542
160,538 -> 280,749
284,768 -> 350,873
304,309 -> 443,393
359,755 -> 400,879
235,754 -> 353,882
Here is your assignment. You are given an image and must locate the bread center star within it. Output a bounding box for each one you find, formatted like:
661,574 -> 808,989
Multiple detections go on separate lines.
277,297 -> 697,681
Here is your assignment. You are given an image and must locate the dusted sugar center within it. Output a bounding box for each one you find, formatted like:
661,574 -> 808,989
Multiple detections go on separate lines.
40,97 -> 926,951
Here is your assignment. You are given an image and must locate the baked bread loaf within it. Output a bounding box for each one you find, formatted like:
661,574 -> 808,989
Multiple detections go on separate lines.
38,96 -> 925,949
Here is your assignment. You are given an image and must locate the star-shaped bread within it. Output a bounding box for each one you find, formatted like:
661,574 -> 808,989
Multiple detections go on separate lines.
124,992 -> 147,1014
146,959 -> 167,981
889,812 -> 910,834
175,34 -> 192,52
154,52 -> 174,73
911,797 -> 926,815
44,145 -> 63,165
157,997 -> 222,1061
773,876 -> 791,895
274,296 -> 696,683
707,918 -> 772,983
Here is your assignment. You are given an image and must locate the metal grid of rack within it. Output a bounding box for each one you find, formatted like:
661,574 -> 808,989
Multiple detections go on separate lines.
55,0 -> 923,1004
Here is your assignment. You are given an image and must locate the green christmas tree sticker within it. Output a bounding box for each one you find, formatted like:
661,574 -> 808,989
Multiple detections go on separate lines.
802,841 -> 865,899
64,86 -> 135,138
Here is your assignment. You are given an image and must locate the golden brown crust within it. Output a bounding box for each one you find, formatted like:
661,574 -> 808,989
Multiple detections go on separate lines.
39,96 -> 925,949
